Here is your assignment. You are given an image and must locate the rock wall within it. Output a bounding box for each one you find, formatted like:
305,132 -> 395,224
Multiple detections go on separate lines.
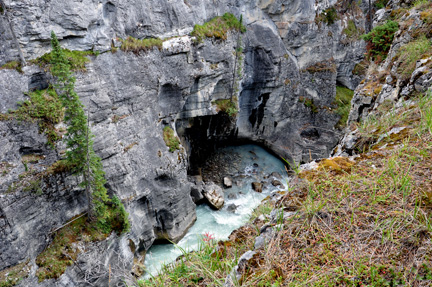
0,0 -> 369,285
335,0 -> 432,156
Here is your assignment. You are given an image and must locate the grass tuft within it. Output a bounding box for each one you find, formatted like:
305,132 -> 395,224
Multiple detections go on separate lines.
191,13 -> 246,43
213,98 -> 238,117
2,87 -> 64,148
119,37 -> 163,54
335,86 -> 354,128
31,49 -> 97,72
396,36 -> 432,81
299,96 -> 319,113
316,7 -> 338,25
342,20 -> 363,40
0,60 -> 23,73
163,126 -> 181,153
0,261 -> 29,287
35,215 -> 109,282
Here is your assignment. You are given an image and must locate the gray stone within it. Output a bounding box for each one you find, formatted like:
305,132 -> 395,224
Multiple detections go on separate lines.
271,179 -> 285,189
203,182 -> 224,210
223,176 -> 233,188
0,0 -> 373,285
226,204 -> 238,213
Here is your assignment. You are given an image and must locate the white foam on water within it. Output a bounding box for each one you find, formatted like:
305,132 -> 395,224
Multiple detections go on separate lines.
143,144 -> 289,278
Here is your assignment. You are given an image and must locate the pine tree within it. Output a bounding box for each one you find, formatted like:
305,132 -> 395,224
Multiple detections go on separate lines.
49,32 -> 121,230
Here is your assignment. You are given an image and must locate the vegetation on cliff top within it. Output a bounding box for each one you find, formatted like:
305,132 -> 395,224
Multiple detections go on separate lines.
191,13 -> 246,42
31,48 -> 98,72
362,20 -> 398,62
120,37 -> 163,54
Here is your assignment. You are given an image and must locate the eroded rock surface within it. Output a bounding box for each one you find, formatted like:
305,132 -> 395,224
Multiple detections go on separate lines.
0,0 -> 370,285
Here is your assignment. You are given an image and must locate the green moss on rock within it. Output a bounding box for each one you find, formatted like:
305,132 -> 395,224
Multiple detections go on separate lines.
31,49 -> 98,72
191,13 -> 246,43
163,126 -> 181,152
335,86 -> 354,128
120,37 -> 163,54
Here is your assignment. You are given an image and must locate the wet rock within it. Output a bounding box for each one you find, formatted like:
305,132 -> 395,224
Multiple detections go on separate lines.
227,193 -> 237,200
226,204 -> 238,213
223,176 -> 233,188
190,183 -> 204,204
271,179 -> 285,189
270,172 -> 282,179
251,182 -> 263,193
203,182 -> 224,210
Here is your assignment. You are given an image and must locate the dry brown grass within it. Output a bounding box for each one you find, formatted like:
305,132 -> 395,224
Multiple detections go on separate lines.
141,94 -> 432,286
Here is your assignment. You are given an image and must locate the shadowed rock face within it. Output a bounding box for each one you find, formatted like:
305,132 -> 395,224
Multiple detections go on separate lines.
0,0 -> 368,285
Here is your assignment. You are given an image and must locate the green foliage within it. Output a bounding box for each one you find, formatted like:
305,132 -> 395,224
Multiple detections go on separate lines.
396,36 -> 432,80
421,8 -> 432,24
32,49 -> 97,72
213,98 -> 238,116
299,96 -> 319,113
35,215 -> 109,282
317,7 -> 338,25
342,20 -> 364,40
335,86 -> 354,128
163,126 -> 181,152
352,59 -> 368,76
0,262 -> 28,287
191,13 -> 246,43
23,178 -> 43,195
49,32 -> 129,233
120,37 -> 163,54
14,88 -> 64,124
11,88 -> 64,147
0,60 -> 22,73
141,236 -> 236,286
374,0 -> 389,9
413,0 -> 431,8
361,20 -> 398,62
109,196 -> 131,233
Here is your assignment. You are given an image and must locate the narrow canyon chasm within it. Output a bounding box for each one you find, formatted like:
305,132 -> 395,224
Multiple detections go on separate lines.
0,0 -> 378,286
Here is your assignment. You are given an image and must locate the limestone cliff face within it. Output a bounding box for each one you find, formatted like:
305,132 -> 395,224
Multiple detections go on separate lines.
0,0 -> 368,285
335,0 -> 432,156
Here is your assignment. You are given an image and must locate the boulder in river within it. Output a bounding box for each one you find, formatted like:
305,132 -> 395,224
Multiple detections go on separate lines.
203,182 -> 224,210
270,172 -> 283,179
252,182 -> 263,193
223,176 -> 233,188
271,179 -> 285,189
227,204 -> 238,213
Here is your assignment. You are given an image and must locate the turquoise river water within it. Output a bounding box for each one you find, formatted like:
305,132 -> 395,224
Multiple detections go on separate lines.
144,144 -> 289,277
